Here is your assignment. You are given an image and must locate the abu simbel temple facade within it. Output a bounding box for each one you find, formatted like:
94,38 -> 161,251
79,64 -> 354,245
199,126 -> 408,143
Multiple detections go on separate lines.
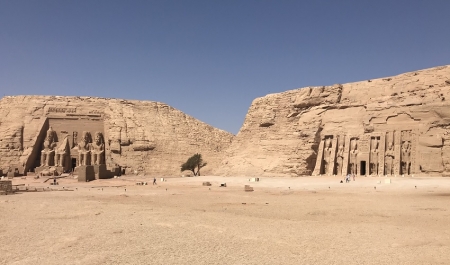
0,97 -> 233,179
1,65 -> 450,178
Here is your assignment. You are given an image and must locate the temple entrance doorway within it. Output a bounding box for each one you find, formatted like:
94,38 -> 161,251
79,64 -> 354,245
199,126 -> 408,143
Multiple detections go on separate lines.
360,161 -> 366,175
71,158 -> 77,172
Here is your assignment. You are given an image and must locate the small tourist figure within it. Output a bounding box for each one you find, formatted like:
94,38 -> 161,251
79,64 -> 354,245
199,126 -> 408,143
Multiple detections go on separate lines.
53,176 -> 57,185
352,174 -> 356,181
345,174 -> 351,183
153,178 -> 156,185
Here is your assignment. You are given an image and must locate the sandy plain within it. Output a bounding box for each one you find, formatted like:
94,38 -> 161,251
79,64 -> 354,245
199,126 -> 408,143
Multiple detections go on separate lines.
1,175 -> 450,265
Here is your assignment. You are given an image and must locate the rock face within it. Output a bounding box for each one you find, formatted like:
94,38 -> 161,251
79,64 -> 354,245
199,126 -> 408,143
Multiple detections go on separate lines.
215,65 -> 450,177
0,96 -> 234,176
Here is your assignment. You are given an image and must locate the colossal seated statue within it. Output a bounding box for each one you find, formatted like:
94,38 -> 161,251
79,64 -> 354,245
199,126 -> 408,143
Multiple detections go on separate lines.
78,131 -> 92,166
91,132 -> 105,165
55,135 -> 70,168
41,127 -> 57,166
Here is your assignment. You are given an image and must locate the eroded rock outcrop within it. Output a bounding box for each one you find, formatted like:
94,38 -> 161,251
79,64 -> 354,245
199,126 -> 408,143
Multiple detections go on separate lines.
0,96 -> 233,176
215,65 -> 450,177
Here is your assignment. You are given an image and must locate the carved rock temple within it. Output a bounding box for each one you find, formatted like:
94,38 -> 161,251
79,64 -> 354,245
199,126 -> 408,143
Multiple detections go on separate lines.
0,96 -> 234,177
313,130 -> 419,176
2,65 -> 450,178
215,65 -> 450,177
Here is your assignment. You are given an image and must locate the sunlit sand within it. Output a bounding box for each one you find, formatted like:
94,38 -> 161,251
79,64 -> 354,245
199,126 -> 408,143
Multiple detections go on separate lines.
1,176 -> 449,264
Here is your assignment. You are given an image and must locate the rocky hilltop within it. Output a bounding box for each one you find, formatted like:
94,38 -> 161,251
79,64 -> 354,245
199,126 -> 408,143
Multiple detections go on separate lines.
215,65 -> 450,177
0,96 -> 234,176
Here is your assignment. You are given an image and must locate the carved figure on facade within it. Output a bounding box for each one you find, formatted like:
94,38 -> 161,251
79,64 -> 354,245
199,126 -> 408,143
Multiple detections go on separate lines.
55,135 -> 70,168
385,141 -> 395,175
72,131 -> 78,148
349,138 -> 358,175
78,131 -> 92,166
322,137 -> 332,174
336,141 -> 344,175
91,132 -> 105,165
370,137 -> 379,175
41,127 -> 57,166
401,140 -> 411,175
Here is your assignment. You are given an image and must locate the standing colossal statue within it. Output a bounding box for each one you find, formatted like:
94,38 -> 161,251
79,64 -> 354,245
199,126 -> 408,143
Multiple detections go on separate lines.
323,137 -> 332,174
385,142 -> 395,175
401,141 -> 411,175
370,137 -> 379,175
349,139 -> 358,175
336,142 -> 344,175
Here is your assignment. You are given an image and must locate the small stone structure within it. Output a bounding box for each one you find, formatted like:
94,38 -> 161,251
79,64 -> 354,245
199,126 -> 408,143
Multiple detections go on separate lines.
6,168 -> 20,179
0,180 -> 13,195
93,164 -> 108,180
136,182 -> 147,185
77,165 -> 95,182
244,185 -> 254,192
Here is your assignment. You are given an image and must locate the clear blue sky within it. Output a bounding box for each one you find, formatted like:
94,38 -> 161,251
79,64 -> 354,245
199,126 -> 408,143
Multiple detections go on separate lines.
1,1 -> 449,134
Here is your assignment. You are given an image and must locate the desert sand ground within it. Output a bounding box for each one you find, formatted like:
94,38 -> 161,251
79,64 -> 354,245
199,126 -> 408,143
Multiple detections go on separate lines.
1,175 -> 450,265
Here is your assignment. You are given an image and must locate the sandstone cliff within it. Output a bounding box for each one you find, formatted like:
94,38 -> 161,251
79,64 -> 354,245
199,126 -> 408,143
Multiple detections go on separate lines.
0,96 -> 234,176
215,65 -> 450,177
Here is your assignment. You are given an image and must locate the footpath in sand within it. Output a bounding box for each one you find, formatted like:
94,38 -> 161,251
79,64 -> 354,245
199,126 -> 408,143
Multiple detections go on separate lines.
1,175 -> 450,265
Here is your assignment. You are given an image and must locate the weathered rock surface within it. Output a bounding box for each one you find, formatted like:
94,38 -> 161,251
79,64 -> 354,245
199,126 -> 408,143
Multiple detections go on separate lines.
215,65 -> 450,177
0,96 -> 234,176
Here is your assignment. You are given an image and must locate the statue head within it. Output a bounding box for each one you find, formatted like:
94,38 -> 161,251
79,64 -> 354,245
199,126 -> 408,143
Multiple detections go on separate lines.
94,132 -> 104,145
46,127 -> 55,142
371,137 -> 378,150
80,131 -> 91,144
325,138 -> 331,148
387,141 -> 393,150
337,141 -> 344,152
402,141 -> 409,150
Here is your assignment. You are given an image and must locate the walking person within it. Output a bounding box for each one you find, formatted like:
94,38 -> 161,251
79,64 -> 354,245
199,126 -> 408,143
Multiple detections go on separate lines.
153,177 -> 156,185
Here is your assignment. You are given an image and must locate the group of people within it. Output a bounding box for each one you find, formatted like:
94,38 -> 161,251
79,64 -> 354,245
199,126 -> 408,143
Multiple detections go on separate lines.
344,174 -> 355,183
